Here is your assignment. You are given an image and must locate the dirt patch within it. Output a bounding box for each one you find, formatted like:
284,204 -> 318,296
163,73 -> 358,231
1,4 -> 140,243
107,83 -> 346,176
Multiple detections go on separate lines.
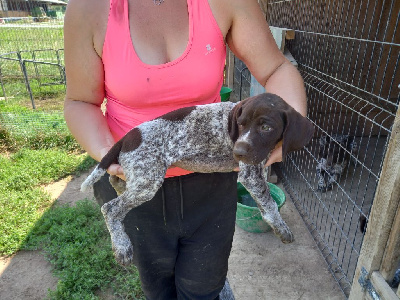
0,251 -> 58,300
0,169 -> 345,299
42,169 -> 95,207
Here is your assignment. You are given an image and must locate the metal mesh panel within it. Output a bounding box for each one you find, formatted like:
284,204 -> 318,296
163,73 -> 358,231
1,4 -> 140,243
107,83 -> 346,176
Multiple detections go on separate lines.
0,1 -> 66,134
265,0 -> 399,296
231,56 -> 251,102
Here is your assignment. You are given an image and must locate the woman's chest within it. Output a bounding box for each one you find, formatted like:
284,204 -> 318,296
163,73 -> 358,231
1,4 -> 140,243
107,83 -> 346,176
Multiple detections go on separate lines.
93,0 -> 231,60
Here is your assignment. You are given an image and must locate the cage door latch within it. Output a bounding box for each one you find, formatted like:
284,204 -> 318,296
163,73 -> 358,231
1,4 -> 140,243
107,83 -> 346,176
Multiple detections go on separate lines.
358,267 -> 381,300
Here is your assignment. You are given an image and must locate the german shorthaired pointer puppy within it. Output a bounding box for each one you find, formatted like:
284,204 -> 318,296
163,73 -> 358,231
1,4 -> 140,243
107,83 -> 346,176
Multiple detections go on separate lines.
316,134 -> 358,192
81,93 -> 314,266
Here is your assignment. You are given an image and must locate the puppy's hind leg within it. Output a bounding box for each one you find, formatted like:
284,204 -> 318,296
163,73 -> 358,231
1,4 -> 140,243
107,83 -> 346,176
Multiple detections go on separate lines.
101,192 -> 136,266
101,176 -> 165,266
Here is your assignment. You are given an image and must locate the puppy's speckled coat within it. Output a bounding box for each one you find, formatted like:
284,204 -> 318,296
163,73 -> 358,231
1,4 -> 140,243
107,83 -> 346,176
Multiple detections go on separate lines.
81,93 -> 314,266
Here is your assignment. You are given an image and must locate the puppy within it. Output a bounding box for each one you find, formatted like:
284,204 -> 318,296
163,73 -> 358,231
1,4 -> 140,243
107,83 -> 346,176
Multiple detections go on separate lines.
81,93 -> 314,265
316,134 -> 358,192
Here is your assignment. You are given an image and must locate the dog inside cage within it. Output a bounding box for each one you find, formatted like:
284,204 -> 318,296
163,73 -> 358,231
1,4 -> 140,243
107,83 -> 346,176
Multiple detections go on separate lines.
316,134 -> 358,193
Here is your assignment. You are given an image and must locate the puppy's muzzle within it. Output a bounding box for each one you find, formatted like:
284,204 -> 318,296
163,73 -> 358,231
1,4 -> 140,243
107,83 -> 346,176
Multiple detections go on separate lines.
233,141 -> 251,161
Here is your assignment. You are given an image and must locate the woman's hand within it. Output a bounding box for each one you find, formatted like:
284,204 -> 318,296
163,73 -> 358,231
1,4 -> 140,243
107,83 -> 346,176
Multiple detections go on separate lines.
265,140 -> 283,167
107,164 -> 126,181
100,147 -> 126,181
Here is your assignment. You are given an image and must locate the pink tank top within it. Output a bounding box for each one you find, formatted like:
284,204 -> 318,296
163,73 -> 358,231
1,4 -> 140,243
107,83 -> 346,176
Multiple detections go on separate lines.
102,0 -> 226,177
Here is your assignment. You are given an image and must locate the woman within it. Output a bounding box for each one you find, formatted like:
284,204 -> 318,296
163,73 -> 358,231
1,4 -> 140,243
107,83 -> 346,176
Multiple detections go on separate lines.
63,0 -> 307,298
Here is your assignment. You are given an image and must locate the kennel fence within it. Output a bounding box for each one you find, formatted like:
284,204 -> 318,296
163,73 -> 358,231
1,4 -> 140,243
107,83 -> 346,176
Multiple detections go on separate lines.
227,0 -> 399,297
0,49 -> 67,138
0,0 -> 66,121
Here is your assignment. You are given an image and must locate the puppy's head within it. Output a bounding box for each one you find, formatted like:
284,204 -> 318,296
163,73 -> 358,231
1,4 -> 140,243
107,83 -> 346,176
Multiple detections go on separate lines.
319,134 -> 356,166
228,93 -> 314,165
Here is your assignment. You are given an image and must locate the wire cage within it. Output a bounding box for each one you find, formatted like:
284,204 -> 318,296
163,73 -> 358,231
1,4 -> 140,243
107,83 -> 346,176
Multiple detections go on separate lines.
261,0 -> 399,297
230,0 -> 399,297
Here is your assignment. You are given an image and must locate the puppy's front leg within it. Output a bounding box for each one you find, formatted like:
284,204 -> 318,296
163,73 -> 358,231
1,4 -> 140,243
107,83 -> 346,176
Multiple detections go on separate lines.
238,162 -> 294,243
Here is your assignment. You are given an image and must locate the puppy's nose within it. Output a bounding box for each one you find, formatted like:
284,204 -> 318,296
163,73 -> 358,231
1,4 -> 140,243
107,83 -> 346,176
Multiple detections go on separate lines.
233,141 -> 250,159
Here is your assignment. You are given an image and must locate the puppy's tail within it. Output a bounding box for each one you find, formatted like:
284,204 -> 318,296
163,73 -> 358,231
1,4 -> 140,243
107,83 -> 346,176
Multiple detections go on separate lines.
80,165 -> 107,192
81,139 -> 123,192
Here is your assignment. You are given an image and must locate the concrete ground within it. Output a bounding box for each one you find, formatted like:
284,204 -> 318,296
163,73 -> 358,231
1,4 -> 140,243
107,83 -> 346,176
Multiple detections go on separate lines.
228,183 -> 346,300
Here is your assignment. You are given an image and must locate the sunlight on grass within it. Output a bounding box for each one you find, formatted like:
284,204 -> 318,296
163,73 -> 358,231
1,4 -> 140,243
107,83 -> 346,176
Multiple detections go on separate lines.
0,149 -> 95,255
23,200 -> 144,300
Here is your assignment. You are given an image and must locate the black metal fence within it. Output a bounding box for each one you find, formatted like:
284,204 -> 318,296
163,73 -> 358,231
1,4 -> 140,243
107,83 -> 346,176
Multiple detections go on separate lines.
0,49 -> 65,106
0,2 -> 66,133
265,0 -> 399,297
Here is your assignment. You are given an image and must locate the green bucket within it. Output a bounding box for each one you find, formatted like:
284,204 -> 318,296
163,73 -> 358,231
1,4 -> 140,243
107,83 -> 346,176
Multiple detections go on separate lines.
220,86 -> 233,102
236,182 -> 286,233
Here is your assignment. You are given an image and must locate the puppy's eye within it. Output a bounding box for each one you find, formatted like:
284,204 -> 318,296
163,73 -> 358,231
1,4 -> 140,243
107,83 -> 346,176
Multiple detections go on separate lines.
261,124 -> 272,132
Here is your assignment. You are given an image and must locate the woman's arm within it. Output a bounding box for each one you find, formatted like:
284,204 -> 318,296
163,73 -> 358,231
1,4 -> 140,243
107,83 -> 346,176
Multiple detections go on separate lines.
226,0 -> 308,165
64,0 -> 124,176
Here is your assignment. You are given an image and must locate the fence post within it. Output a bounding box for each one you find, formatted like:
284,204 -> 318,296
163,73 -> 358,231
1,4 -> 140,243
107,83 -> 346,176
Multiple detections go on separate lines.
17,52 -> 35,109
0,64 -> 6,101
225,49 -> 235,89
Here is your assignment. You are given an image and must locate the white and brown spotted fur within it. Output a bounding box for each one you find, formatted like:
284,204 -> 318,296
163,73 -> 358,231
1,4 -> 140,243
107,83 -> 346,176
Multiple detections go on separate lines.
81,93 -> 315,266
316,134 -> 358,192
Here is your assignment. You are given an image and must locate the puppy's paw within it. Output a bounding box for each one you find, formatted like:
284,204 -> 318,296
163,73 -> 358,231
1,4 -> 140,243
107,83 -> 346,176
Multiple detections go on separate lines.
274,224 -> 294,243
279,229 -> 294,243
105,218 -> 134,266
112,239 -> 134,266
262,211 -> 294,243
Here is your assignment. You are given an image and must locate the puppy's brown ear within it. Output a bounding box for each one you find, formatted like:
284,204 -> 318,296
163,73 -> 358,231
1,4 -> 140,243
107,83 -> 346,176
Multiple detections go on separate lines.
281,108 -> 314,160
228,99 -> 249,143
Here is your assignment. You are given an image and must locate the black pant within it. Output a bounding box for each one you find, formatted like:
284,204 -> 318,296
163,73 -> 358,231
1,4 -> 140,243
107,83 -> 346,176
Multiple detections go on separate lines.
94,172 -> 238,300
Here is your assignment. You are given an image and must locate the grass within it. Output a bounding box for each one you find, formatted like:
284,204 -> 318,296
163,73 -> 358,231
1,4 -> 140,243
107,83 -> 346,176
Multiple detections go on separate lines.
0,95 -> 143,298
0,26 -> 64,54
0,101 -> 76,152
0,25 -> 65,109
23,200 -> 144,300
0,132 -> 145,299
0,145 -> 145,298
0,149 -> 95,255
0,53 -> 66,107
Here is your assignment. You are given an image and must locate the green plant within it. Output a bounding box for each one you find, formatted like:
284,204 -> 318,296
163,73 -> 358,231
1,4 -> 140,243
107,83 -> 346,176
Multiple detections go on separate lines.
0,149 -> 96,255
0,27 -> 64,54
0,27 -> 65,106
0,102 -> 79,152
0,25 -> 144,299
0,186 -> 53,255
23,200 -> 144,300
0,146 -> 144,298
